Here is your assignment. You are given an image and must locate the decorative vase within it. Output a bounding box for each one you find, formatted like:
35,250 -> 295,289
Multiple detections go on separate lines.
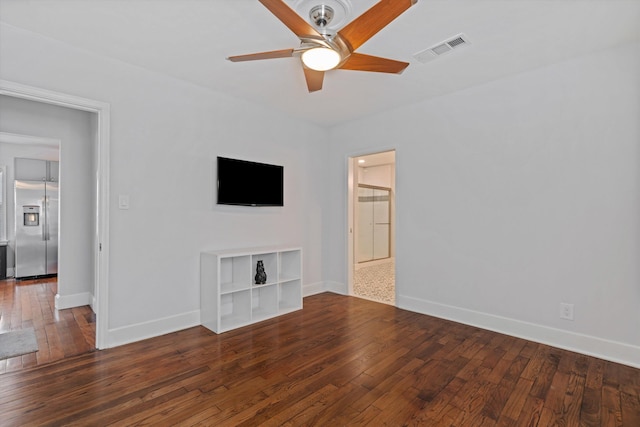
255,260 -> 267,285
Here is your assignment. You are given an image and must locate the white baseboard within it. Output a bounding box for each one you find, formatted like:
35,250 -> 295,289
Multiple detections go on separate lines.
324,281 -> 348,295
108,281 -> 332,348
104,286 -> 639,368
398,294 -> 640,369
303,281 -> 348,297
303,281 -> 326,297
55,292 -> 93,310
106,310 -> 201,349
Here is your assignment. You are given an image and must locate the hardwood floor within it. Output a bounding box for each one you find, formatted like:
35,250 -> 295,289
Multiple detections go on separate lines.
0,277 -> 95,373
1,292 -> 638,426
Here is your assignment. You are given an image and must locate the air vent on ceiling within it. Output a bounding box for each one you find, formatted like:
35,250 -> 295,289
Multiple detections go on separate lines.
413,34 -> 470,64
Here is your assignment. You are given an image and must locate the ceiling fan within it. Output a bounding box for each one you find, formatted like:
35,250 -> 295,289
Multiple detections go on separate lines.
227,0 -> 418,92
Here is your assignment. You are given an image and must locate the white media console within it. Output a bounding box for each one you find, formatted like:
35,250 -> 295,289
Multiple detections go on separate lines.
200,247 -> 302,333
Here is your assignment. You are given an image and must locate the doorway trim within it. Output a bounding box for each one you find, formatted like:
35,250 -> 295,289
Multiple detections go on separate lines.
1,79 -> 111,349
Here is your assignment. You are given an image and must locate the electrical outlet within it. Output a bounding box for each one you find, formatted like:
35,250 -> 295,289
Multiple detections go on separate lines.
560,303 -> 574,320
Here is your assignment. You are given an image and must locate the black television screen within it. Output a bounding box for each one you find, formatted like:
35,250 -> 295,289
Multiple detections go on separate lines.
217,157 -> 284,206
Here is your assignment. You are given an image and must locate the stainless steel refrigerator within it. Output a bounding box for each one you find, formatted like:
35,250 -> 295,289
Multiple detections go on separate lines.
14,180 -> 59,278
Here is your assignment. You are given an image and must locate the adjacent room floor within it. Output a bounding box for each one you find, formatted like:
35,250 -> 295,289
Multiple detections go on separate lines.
353,258 -> 395,305
0,276 -> 95,373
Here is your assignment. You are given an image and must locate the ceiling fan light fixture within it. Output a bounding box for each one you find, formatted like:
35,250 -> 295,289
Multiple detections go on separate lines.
301,47 -> 341,71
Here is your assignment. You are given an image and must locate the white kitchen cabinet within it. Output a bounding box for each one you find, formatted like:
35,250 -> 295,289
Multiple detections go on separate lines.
200,247 -> 302,333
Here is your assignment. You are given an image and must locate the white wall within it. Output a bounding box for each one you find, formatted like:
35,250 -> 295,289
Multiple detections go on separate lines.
328,42 -> 640,367
0,23 -> 329,346
0,96 -> 95,306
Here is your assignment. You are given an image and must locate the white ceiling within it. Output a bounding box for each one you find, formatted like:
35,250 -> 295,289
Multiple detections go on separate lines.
1,0 -> 639,126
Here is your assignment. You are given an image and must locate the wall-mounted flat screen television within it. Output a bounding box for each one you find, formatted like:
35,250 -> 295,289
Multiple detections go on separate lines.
217,156 -> 284,206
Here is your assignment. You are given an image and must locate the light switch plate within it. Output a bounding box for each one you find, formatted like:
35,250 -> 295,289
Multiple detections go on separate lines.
118,195 -> 130,210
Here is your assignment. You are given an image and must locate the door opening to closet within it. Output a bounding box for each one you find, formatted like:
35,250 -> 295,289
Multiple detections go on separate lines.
349,150 -> 395,305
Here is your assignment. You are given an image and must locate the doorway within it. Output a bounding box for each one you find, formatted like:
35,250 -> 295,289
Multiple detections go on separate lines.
0,131 -> 97,369
0,80 -> 110,349
348,150 -> 396,305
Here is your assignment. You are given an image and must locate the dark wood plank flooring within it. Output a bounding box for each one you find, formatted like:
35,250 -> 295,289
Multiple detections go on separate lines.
0,292 -> 638,426
0,277 -> 95,373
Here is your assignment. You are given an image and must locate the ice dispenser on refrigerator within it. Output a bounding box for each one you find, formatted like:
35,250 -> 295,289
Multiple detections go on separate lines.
23,206 -> 40,226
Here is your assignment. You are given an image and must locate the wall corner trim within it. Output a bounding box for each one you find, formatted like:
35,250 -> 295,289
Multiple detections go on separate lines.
303,281 -> 326,297
303,281 -> 348,297
324,281 -> 348,295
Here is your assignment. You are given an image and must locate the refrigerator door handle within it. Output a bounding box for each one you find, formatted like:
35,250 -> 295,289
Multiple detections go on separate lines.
42,206 -> 47,241
44,196 -> 49,241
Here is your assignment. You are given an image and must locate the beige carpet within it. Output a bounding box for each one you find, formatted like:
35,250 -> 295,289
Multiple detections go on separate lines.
353,259 -> 395,305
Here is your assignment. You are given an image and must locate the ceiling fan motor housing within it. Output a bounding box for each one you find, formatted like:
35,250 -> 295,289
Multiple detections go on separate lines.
294,0 -> 353,33
310,5 -> 334,28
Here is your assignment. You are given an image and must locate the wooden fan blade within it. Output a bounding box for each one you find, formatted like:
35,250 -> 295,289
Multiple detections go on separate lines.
303,67 -> 324,92
259,0 -> 321,38
227,48 -> 294,62
339,53 -> 409,74
338,0 -> 417,51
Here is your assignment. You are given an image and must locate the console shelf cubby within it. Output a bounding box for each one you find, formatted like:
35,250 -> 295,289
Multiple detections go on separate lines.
201,247 -> 302,333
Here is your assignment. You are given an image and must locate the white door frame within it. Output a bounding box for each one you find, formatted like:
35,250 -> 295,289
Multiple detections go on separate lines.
347,156 -> 356,296
1,79 -> 111,349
